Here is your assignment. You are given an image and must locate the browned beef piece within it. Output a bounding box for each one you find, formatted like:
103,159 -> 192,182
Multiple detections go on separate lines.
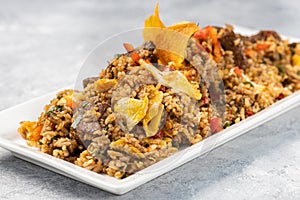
249,30 -> 281,42
76,120 -> 100,135
220,31 -> 248,69
289,42 -> 298,54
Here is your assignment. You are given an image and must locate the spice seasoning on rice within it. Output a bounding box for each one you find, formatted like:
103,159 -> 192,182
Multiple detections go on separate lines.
18,5 -> 300,179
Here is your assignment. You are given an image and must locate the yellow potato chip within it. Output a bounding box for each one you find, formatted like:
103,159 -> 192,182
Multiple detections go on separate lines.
144,3 -> 165,28
114,96 -> 148,131
143,5 -> 199,67
168,21 -> 199,36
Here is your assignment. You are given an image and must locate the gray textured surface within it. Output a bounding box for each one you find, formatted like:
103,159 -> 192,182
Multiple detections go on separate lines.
0,0 -> 300,199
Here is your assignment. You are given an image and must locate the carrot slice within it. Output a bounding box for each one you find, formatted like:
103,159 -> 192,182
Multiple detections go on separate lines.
256,43 -> 270,51
123,43 -> 134,52
193,27 -> 210,40
233,67 -> 243,77
131,52 -> 140,63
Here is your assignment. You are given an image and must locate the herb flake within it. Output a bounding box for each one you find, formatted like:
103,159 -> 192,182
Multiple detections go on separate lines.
223,121 -> 231,129
243,81 -> 254,87
46,105 -> 64,117
276,65 -> 285,75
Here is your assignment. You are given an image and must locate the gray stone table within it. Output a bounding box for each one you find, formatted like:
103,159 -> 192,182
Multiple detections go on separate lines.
0,0 -> 299,199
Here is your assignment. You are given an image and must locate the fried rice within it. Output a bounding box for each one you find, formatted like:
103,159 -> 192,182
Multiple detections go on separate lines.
18,6 -> 300,179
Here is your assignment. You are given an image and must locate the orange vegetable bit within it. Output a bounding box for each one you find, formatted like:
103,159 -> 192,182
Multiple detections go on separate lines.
30,125 -> 43,142
194,26 -> 222,62
66,98 -> 77,109
193,27 -> 210,40
213,41 -> 222,63
210,117 -> 223,133
131,52 -> 140,63
256,43 -> 270,51
233,66 -> 243,77
209,26 -> 218,44
244,49 -> 255,57
245,110 -> 254,116
123,43 -> 134,52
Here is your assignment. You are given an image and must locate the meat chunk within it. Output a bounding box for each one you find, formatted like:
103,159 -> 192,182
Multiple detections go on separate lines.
143,40 -> 156,51
76,121 -> 100,135
249,30 -> 281,42
220,31 -> 248,69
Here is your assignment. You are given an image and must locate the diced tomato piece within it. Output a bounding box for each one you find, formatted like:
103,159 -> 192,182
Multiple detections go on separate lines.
256,43 -> 270,51
210,117 -> 223,133
131,52 -> 140,63
233,67 -> 243,77
153,130 -> 165,139
123,43 -> 134,52
276,93 -> 285,100
202,96 -> 209,105
245,110 -> 254,116
194,27 -> 210,40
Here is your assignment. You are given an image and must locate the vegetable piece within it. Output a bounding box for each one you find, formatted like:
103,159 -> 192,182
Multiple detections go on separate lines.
18,121 -> 43,142
243,81 -> 254,87
65,97 -> 78,109
213,41 -> 222,63
31,125 -> 43,142
292,54 -> 300,66
46,105 -> 63,117
256,43 -> 270,51
194,26 -> 222,62
202,96 -> 209,105
123,43 -> 134,52
244,49 -> 255,57
223,121 -> 231,129
230,67 -> 265,92
276,65 -> 286,75
193,27 -> 210,40
245,110 -> 254,116
114,96 -> 148,132
140,59 -> 202,100
131,52 -> 140,63
153,130 -> 165,139
210,117 -> 223,133
276,93 -> 285,100
233,67 -> 243,77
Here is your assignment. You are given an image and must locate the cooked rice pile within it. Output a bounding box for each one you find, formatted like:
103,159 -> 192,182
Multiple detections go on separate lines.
18,9 -> 300,179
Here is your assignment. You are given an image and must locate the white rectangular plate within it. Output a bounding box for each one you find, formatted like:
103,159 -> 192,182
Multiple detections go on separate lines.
1,26 -> 300,195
